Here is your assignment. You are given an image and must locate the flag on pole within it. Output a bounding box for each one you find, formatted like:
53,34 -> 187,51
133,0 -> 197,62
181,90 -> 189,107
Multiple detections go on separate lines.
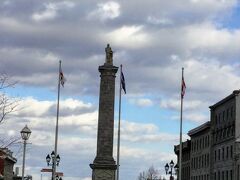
60,65 -> 66,87
181,75 -> 186,98
121,71 -> 126,94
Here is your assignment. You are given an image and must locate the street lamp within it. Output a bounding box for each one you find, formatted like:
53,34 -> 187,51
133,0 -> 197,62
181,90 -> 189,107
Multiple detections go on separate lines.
21,125 -> 31,180
46,151 -> 61,180
165,160 -> 178,180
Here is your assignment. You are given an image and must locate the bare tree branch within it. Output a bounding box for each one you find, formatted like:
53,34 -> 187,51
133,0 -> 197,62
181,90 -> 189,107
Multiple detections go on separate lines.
0,137 -> 21,149
137,165 -> 168,180
0,74 -> 17,90
0,73 -> 21,149
0,93 -> 20,124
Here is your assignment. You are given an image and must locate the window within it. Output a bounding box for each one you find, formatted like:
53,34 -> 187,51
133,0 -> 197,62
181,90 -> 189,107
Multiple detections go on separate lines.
196,157 -> 197,169
227,128 -> 230,137
215,150 -> 217,162
203,137 -> 205,149
222,171 -> 225,180
222,147 -> 225,160
207,154 -> 209,166
194,157 -> 196,169
223,129 -> 226,138
207,135 -> 209,147
226,170 -> 228,180
231,145 -> 233,158
197,140 -> 199,151
200,138 -> 202,149
204,154 -> 206,167
218,149 -> 221,160
227,146 -> 229,159
232,126 -> 234,136
231,106 -> 233,118
223,111 -> 225,121
230,170 -> 233,180
200,155 -> 202,168
227,109 -> 229,120
220,130 -> 222,140
205,136 -> 207,148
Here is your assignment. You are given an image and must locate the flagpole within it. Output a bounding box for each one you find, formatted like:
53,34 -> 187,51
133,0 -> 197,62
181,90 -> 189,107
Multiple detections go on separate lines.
53,60 -> 61,180
179,67 -> 184,180
116,64 -> 123,180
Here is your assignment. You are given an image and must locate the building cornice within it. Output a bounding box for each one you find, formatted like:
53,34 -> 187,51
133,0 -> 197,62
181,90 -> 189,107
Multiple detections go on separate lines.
209,90 -> 240,109
188,121 -> 210,136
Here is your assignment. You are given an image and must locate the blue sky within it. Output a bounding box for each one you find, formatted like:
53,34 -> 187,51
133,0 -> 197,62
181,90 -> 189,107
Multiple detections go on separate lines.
1,0 -> 240,180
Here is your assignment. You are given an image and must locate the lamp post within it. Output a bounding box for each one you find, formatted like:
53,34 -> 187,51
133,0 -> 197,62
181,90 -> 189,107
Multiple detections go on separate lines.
165,160 -> 178,180
46,151 -> 61,180
21,125 -> 31,180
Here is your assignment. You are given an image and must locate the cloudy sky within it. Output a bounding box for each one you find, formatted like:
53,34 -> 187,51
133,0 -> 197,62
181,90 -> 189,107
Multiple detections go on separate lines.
1,0 -> 240,179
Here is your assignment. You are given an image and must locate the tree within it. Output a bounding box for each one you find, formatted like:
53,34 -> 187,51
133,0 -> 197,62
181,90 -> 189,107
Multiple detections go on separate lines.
137,165 -> 164,180
0,74 -> 20,148
0,74 -> 18,123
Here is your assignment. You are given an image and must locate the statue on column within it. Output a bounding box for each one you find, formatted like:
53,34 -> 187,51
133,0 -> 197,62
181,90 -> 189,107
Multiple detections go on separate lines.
105,44 -> 113,65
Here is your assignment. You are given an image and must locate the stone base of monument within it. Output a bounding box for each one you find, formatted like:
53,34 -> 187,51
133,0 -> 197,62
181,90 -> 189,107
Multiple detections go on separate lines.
90,163 -> 117,180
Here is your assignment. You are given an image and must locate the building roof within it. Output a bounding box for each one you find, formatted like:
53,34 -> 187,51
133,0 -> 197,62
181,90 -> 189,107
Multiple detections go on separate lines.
0,148 -> 17,163
174,139 -> 191,153
188,121 -> 210,136
209,90 -> 240,109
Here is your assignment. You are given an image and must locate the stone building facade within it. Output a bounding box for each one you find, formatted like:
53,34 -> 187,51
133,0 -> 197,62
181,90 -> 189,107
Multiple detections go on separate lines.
0,148 -> 17,180
209,90 -> 238,180
174,140 -> 191,180
175,90 -> 240,180
188,121 -> 211,180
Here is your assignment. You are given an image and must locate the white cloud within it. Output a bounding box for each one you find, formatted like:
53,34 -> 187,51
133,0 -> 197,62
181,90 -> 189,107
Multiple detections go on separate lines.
120,120 -> 158,135
185,22 -> 240,52
189,0 -> 236,10
104,25 -> 150,49
184,59 -> 240,97
147,16 -> 173,25
8,97 -> 97,138
172,112 -> 208,123
7,130 -> 16,136
14,97 -> 53,117
88,1 -> 120,21
160,98 -> 206,111
129,98 -> 154,107
118,120 -> 189,143
81,178 -> 91,180
184,112 -> 208,123
32,3 -> 57,21
121,133 -> 180,143
32,2 -> 74,22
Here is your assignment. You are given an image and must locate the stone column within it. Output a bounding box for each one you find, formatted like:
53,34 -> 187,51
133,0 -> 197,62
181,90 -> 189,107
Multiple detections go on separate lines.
90,44 -> 118,180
